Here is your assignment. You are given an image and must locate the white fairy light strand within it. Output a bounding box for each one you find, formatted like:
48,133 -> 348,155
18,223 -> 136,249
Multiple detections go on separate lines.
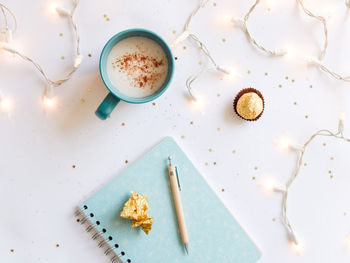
232,0 -> 350,82
0,0 -> 82,105
276,115 -> 349,245
173,0 -> 231,101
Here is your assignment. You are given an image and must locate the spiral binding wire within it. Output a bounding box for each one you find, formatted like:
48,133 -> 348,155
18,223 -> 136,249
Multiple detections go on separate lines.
75,206 -> 132,263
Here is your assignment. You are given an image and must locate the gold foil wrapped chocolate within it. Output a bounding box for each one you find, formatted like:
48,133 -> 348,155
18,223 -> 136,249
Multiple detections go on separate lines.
120,191 -> 154,235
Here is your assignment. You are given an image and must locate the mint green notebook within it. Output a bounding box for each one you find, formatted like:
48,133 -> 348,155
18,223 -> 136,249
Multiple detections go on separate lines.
76,137 -> 261,263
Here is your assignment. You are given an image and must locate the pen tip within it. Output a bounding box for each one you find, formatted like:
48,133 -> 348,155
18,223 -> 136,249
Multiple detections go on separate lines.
185,244 -> 189,255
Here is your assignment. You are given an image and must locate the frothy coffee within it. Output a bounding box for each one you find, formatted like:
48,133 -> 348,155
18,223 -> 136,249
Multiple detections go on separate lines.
107,37 -> 168,98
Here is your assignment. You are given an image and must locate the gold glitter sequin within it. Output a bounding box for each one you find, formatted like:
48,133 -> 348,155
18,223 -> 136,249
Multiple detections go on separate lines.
232,150 -> 236,154
254,166 -> 258,170
330,157 -> 334,160
213,2 -> 217,6
121,122 -> 125,126
248,70 -> 251,74
183,46 -> 187,50
278,84 -> 282,88
59,33 -> 63,37
152,102 -> 156,106
172,30 -> 176,34
222,38 -> 226,43
293,102 -> 297,105
103,14 -> 107,18
291,79 -> 295,83
264,72 -> 268,76
328,170 -> 332,174
87,88 -> 92,92
217,128 -> 221,131
323,143 -> 326,146
252,176 -> 256,180
330,175 -> 334,179
209,148 -> 212,152
304,163 -> 307,166
190,121 -> 193,125
80,98 -> 85,103
181,135 -> 185,139
61,56 -> 65,60
272,218 -> 276,222
217,93 -> 220,97
198,61 -> 202,65
305,115 -> 309,119
285,76 -> 288,80
205,162 -> 208,166
88,53 -> 92,57
309,85 -> 313,88
120,191 -> 154,235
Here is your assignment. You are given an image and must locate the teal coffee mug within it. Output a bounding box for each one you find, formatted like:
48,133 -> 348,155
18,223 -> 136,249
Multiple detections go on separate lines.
96,28 -> 174,120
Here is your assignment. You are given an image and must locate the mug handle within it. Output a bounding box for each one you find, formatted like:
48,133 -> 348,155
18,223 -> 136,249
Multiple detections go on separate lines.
95,92 -> 120,120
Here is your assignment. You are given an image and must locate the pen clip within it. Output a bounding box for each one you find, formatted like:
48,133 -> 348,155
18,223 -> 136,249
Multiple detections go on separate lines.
175,167 -> 181,191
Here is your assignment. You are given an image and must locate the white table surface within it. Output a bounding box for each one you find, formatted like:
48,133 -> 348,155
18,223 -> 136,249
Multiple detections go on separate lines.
1,0 -> 350,262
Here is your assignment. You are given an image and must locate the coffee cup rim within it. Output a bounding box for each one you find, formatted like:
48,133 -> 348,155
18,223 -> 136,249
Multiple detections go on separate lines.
99,28 -> 174,104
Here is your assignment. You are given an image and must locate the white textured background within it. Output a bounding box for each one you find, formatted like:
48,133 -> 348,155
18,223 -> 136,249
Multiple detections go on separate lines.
1,0 -> 350,262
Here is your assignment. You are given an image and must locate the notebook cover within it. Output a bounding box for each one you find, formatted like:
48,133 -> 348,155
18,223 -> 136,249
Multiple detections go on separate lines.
78,137 -> 261,262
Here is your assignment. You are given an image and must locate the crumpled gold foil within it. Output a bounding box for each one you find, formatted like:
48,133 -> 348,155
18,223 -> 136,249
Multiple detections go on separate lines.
120,191 -> 154,235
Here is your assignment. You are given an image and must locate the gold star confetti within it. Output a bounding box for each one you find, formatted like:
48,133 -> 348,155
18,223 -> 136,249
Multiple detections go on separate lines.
304,163 -> 307,166
87,88 -> 92,92
190,121 -> 194,125
217,93 -> 220,97
80,98 -> 85,103
61,56 -> 65,60
213,162 -> 217,165
59,33 -> 63,37
183,46 -> 187,50
285,76 -> 289,80
272,218 -> 276,222
291,79 -> 295,83
305,115 -> 309,119
278,84 -> 282,88
103,14 -> 107,18
56,244 -> 60,248
222,38 -> 226,43
247,70 -> 251,74
121,122 -> 125,126
213,2 -> 217,6
106,18 -> 110,21
209,148 -> 212,152
330,175 -> 334,179
172,30 -> 176,34
264,72 -> 268,76
293,102 -> 297,105
252,176 -> 256,180
217,128 -> 221,131
323,143 -> 326,146
72,165 -> 76,168
205,162 -> 208,166
328,170 -> 332,174
181,135 -> 185,139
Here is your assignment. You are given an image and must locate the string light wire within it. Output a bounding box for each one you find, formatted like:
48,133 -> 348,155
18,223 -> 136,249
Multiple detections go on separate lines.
0,0 -> 82,109
172,0 -> 232,101
276,115 -> 349,245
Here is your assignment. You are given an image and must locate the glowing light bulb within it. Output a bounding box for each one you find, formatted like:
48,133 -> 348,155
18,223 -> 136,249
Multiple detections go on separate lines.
262,178 -> 275,193
191,97 -> 205,112
278,137 -> 290,151
49,3 -> 58,15
43,96 -> 56,109
290,240 -> 304,254
0,98 -> 12,112
218,14 -> 234,27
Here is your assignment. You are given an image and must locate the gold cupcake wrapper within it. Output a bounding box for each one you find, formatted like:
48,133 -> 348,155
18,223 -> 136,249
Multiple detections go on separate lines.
233,88 -> 265,122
